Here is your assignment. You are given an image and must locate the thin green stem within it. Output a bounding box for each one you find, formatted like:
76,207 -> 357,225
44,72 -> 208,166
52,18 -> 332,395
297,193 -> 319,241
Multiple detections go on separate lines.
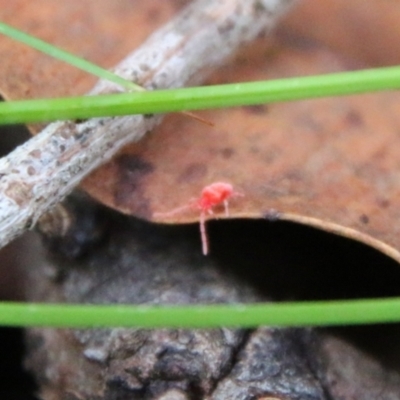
1,298 -> 400,328
0,21 -> 142,92
1,65 -> 400,125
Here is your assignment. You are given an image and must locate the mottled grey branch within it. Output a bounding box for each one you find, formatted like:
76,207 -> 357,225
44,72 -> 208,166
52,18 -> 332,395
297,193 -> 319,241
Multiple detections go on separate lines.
0,0 -> 296,248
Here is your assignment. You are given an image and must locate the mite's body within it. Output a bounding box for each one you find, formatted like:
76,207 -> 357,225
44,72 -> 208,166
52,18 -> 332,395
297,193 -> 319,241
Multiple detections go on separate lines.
155,182 -> 242,255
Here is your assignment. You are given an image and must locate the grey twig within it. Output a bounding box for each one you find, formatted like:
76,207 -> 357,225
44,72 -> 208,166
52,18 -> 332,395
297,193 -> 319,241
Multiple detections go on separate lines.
0,0 -> 295,248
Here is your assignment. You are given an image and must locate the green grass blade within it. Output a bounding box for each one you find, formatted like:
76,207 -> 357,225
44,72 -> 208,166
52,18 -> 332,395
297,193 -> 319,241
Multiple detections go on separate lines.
1,65 -> 400,125
1,298 -> 400,328
0,21 -> 142,92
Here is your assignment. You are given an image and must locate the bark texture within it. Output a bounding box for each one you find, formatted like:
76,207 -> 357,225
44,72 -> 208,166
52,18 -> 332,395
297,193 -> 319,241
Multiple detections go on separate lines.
24,195 -> 400,399
25,195 -> 324,399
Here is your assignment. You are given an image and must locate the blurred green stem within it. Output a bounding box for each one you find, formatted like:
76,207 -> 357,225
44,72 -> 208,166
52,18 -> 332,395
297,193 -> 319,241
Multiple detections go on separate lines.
1,297 -> 400,328
1,65 -> 400,125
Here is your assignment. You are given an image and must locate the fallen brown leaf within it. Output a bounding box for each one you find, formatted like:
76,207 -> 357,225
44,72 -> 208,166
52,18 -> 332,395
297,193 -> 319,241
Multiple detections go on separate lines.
2,1 -> 400,263
0,0 -> 187,101
82,1 -> 400,262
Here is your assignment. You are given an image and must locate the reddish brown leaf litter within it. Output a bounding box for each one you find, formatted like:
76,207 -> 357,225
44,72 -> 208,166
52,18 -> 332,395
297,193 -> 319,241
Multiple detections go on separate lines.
0,0 -> 187,101
83,20 -> 400,261
2,1 -> 400,261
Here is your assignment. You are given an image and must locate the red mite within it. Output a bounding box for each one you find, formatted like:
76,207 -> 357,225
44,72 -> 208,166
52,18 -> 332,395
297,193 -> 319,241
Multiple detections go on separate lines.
154,182 -> 243,255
